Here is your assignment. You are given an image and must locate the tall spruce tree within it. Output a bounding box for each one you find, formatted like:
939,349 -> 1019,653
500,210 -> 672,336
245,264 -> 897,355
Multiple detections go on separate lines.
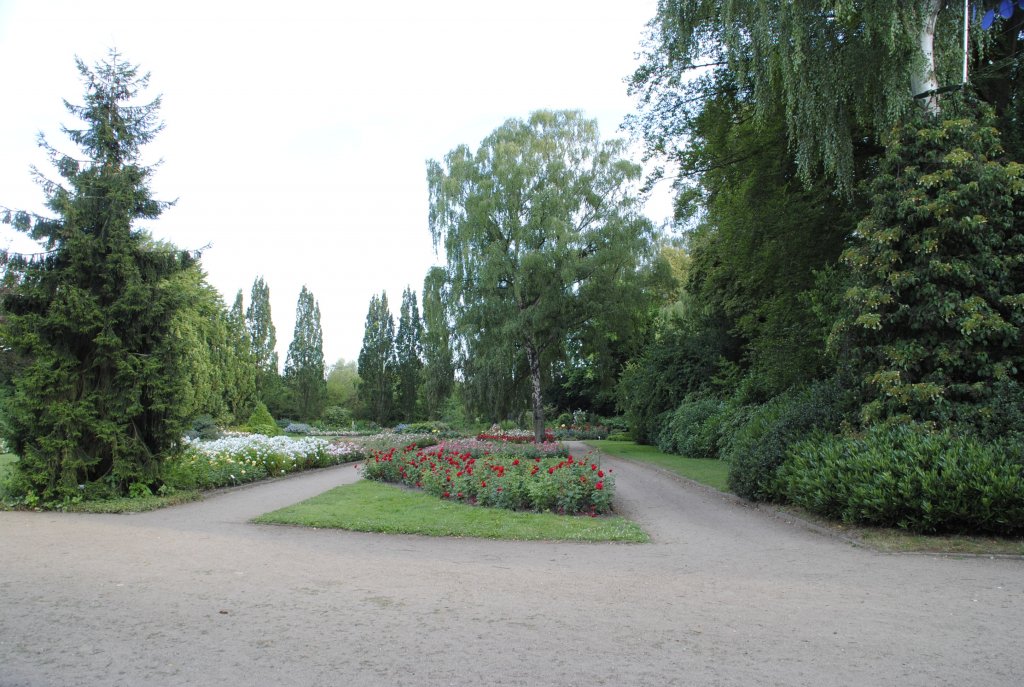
395,286 -> 423,421
421,267 -> 455,419
284,285 -> 326,420
357,292 -> 396,425
0,52 -> 196,500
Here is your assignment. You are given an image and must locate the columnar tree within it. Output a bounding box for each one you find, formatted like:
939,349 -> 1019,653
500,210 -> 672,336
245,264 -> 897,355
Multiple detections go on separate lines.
420,267 -> 455,419
284,285 -> 326,420
0,52 -> 196,499
245,275 -> 278,390
394,286 -> 423,421
357,292 -> 396,424
427,110 -> 657,440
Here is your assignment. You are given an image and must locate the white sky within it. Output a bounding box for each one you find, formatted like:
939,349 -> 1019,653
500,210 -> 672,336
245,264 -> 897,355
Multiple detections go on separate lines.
0,0 -> 673,368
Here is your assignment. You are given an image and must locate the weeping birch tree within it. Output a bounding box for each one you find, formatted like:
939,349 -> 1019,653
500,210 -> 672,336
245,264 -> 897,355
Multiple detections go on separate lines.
427,110 -> 656,441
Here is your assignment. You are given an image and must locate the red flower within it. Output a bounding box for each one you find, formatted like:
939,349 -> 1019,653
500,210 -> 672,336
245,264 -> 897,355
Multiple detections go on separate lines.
597,470 -> 604,478
512,459 -> 520,466
442,491 -> 450,498
481,480 -> 487,487
595,481 -> 604,490
591,464 -> 597,471
457,492 -> 463,498
548,467 -> 555,474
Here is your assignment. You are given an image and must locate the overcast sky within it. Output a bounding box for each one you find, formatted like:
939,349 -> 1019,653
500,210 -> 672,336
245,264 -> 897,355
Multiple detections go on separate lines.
0,0 -> 673,367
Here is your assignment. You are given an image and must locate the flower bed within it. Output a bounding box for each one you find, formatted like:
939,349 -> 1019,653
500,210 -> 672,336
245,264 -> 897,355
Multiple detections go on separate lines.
361,442 -> 614,515
166,435 -> 366,490
477,428 -> 557,443
552,424 -> 610,441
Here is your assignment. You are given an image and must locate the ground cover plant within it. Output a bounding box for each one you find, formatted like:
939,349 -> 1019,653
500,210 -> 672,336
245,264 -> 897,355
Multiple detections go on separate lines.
255,479 -> 648,542
362,441 -> 614,515
585,440 -> 730,492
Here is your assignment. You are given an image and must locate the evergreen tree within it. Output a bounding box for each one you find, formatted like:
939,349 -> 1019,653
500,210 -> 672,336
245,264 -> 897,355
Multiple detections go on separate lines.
284,285 -> 326,420
357,292 -> 396,425
420,267 -> 455,419
245,275 -> 279,398
0,52 -> 196,500
395,286 -> 423,421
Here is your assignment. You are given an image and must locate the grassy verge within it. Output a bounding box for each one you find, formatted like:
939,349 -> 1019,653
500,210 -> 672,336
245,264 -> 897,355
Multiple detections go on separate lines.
67,490 -> 203,513
585,440 -> 730,492
254,479 -> 649,542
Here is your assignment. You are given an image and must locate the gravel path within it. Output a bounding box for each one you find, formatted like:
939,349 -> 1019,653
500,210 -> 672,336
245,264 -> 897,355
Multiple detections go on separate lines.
1,443 -> 1021,686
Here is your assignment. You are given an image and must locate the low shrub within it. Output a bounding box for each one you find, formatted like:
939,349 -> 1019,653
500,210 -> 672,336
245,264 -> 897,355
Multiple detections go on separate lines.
552,424 -> 610,441
779,423 -> 1024,535
725,380 -> 844,502
246,403 -> 282,437
285,422 -> 315,435
477,427 -> 556,443
362,443 -> 614,515
656,395 -> 724,458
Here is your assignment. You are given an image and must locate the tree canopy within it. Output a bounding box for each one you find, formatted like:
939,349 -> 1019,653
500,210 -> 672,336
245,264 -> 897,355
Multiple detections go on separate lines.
427,110 -> 658,439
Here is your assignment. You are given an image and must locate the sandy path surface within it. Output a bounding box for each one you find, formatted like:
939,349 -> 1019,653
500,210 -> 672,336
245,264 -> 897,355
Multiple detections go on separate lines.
1,442 -> 1021,687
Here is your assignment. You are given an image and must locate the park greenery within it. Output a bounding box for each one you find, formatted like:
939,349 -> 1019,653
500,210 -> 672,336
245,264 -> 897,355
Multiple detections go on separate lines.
2,3 -> 1024,539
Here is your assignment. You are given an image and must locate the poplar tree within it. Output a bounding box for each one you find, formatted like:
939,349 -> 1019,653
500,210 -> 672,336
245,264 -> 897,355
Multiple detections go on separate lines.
0,52 -> 196,500
421,267 -> 455,419
284,285 -> 326,420
395,286 -> 423,421
245,275 -> 278,396
357,292 -> 396,425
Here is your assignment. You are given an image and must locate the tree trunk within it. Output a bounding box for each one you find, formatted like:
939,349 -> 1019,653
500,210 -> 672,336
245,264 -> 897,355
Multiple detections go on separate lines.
911,0 -> 943,115
525,339 -> 545,442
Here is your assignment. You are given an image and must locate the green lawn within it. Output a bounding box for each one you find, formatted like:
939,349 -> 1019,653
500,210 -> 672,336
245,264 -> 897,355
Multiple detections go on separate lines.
585,440 -> 730,492
254,479 -> 649,542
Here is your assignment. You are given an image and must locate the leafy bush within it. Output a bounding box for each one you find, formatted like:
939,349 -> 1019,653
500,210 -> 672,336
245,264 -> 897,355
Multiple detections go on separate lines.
779,423 -> 1024,535
285,422 -> 315,435
656,395 -> 725,458
320,405 -> 352,429
189,415 -> 222,441
725,380 -> 845,501
246,403 -> 281,436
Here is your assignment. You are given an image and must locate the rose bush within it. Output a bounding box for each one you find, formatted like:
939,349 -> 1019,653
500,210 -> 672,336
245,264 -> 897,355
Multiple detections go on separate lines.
362,442 -> 614,515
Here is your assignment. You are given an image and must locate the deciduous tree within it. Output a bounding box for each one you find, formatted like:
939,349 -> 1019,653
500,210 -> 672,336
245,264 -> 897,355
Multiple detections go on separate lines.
427,110 -> 656,440
284,285 -> 326,420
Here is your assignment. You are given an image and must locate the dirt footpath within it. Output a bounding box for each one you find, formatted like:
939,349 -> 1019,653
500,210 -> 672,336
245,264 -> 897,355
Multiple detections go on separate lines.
1,443 -> 1021,687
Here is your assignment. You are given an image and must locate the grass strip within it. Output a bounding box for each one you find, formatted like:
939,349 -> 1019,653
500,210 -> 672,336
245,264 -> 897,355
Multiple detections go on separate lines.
585,440 -> 730,492
254,479 -> 649,542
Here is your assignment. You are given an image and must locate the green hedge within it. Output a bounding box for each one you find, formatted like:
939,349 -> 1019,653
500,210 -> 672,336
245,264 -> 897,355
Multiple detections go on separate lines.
779,423 -> 1024,535
725,380 -> 844,502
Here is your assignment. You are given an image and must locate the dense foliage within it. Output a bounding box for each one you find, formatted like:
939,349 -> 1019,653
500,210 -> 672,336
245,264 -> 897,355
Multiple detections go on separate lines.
357,292 -> 397,424
427,110 -> 658,439
0,53 -> 202,501
284,285 -> 326,420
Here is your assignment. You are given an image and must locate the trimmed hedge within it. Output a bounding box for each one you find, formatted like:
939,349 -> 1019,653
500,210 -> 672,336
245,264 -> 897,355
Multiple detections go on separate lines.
779,423 -> 1024,535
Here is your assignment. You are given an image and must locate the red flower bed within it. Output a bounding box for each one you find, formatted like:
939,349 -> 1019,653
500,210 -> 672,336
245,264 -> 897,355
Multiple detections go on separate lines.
361,443 -> 613,515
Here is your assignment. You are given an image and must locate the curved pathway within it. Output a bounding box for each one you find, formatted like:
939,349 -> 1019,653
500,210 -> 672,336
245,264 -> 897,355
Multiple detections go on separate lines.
1,444 -> 1021,686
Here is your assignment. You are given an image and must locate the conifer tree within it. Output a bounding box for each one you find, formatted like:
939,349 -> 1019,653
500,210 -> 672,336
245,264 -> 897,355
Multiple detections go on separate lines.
395,286 -> 423,421
0,51 -> 196,499
284,285 -> 326,420
357,292 -> 396,424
